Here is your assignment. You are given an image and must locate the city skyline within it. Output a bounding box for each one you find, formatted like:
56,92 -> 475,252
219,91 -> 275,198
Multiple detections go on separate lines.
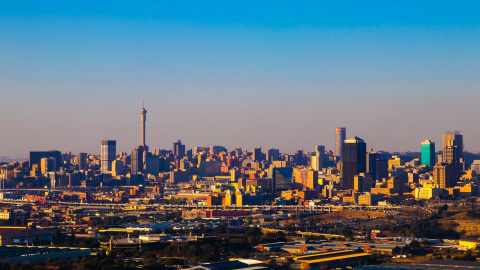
2,1 -> 480,156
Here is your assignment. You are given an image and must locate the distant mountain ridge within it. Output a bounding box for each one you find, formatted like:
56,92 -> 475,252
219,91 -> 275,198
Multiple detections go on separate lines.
0,156 -> 28,163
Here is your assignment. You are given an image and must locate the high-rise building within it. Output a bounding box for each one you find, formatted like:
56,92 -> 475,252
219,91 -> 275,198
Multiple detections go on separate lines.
342,136 -> 366,190
354,173 -> 373,192
294,168 -> 318,190
131,145 -> 146,174
294,149 -> 304,165
315,145 -> 325,154
29,151 -> 61,170
209,145 -> 227,156
101,140 -> 116,174
40,157 -> 56,174
76,153 -> 88,171
112,160 -> 125,176
376,159 -> 388,180
145,152 -> 160,176
471,160 -> 480,174
442,131 -> 463,165
366,152 -> 377,175
433,163 -> 457,188
421,140 -> 435,167
253,147 -> 262,162
335,127 -> 346,158
443,145 -> 457,165
266,148 -> 280,162
271,167 -> 293,192
312,145 -> 325,171
172,140 -> 185,158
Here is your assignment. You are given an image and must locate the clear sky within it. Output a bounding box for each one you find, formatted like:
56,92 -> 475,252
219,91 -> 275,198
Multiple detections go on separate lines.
1,1 -> 480,157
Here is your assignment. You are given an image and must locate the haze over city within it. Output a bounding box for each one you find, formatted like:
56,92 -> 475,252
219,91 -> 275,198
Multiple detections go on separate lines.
2,1 -> 480,156
5,2 -> 480,270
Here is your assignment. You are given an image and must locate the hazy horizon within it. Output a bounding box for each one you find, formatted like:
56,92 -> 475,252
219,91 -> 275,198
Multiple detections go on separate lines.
2,1 -> 480,156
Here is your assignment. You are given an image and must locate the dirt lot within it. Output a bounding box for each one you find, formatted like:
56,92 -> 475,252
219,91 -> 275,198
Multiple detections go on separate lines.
315,210 -> 387,223
439,212 -> 480,236
397,207 -> 431,216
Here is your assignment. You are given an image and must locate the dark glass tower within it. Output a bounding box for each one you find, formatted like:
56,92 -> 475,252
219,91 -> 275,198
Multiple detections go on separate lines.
342,136 -> 366,190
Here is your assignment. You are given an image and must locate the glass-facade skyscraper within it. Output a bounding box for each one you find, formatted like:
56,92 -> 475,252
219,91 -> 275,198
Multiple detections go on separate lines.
335,127 -> 346,158
101,140 -> 116,173
421,140 -> 435,167
442,131 -> 463,167
342,136 -> 366,190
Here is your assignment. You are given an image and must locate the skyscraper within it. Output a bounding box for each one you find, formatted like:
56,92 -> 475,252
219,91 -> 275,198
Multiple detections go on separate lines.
433,162 -> 457,188
335,127 -> 346,158
271,167 -> 293,192
312,145 -> 325,171
41,157 -> 56,174
131,145 -> 146,174
421,140 -> 435,167
172,140 -> 185,158
253,147 -> 262,162
101,140 -> 116,173
366,152 -> 377,175
266,148 -> 280,162
29,150 -> 62,170
76,153 -> 88,171
442,131 -> 463,166
342,136 -> 366,190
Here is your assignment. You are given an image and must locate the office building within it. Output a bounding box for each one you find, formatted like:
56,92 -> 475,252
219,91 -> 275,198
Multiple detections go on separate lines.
266,148 -> 280,162
29,151 -> 61,170
366,152 -> 377,174
433,163 -> 457,188
443,145 -> 458,167
253,147 -> 262,162
335,127 -> 346,158
271,167 -> 293,191
209,145 -> 227,156
172,140 -> 185,158
354,173 -> 373,192
145,153 -> 159,176
421,140 -> 435,167
471,160 -> 480,174
199,160 -> 222,176
311,155 -> 321,172
111,160 -> 125,177
342,136 -> 366,190
311,145 -> 325,171
68,172 -> 82,187
443,131 -> 463,166
131,145 -> 146,174
230,169 -> 241,182
376,159 -> 388,180
76,153 -> 88,171
101,140 -> 116,174
40,158 -> 56,174
294,168 -> 318,190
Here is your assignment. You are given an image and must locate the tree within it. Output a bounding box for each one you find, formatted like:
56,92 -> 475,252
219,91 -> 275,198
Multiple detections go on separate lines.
409,240 -> 420,250
164,258 -> 184,266
340,227 -> 354,241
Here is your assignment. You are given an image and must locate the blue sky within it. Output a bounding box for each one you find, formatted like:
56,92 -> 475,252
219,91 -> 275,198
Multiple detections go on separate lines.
1,1 -> 480,156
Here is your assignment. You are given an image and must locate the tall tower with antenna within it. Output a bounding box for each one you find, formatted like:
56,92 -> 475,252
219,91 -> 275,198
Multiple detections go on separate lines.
141,100 -> 147,147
